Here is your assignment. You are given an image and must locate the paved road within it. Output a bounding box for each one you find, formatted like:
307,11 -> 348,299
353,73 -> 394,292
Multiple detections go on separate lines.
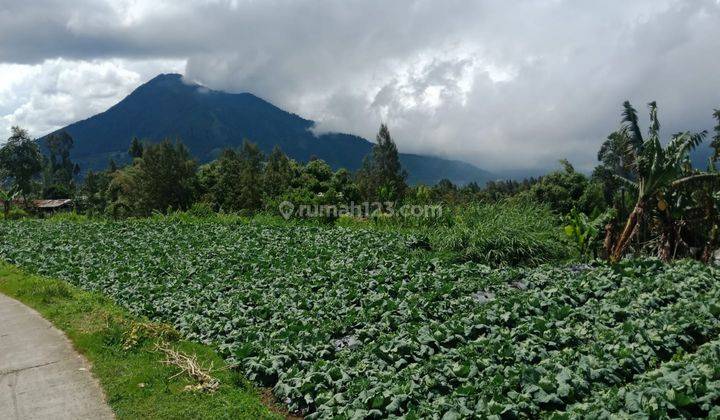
0,292 -> 114,420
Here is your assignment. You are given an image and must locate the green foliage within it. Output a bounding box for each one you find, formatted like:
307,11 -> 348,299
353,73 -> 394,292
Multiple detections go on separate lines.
409,184 -> 432,204
710,109 -> 720,165
270,158 -> 361,222
0,126 -> 43,200
46,211 -> 90,223
598,128 -> 636,179
1,221 -> 718,418
0,263 -> 279,419
0,187 -> 19,218
563,208 -> 594,256
356,124 -> 408,202
622,110 -> 708,202
200,145 -> 356,220
301,159 -> 334,194
200,141 -> 264,212
430,200 -> 569,266
106,164 -> 141,218
330,168 -> 360,203
563,207 -> 616,259
43,130 -> 79,197
426,178 -> 461,204
17,276 -> 75,303
262,146 -> 293,199
235,141 -> 265,211
0,206 -> 29,220
528,160 -> 603,215
595,126 -> 637,217
42,183 -> 73,199
187,202 -> 216,218
577,180 -> 606,214
331,200 -> 567,266
475,178 -> 538,203
609,101 -> 719,261
621,100 -> 644,149
560,339 -> 720,418
128,137 -> 144,159
402,179 -> 534,207
108,140 -> 198,216
78,169 -> 112,215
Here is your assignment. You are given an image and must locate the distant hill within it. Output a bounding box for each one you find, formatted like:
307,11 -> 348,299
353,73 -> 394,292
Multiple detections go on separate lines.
39,73 -> 495,185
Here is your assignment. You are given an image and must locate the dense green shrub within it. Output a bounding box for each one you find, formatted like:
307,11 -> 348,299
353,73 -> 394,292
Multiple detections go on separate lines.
0,207 -> 29,220
187,202 -> 215,218
333,199 -> 569,266
430,200 -> 570,266
524,160 -> 607,216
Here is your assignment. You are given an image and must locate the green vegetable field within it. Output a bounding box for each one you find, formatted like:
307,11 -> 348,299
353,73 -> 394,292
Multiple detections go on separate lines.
1,219 -> 719,418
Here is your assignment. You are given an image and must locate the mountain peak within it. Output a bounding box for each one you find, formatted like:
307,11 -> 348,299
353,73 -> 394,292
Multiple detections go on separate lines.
147,73 -> 184,83
138,73 -> 199,92
41,74 -> 495,185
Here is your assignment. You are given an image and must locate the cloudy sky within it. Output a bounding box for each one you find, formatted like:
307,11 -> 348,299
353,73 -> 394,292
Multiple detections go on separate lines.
1,0 -> 719,173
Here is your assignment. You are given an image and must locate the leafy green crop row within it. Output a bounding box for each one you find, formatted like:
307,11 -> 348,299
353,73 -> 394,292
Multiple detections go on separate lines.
558,339 -> 720,419
0,219 -> 718,418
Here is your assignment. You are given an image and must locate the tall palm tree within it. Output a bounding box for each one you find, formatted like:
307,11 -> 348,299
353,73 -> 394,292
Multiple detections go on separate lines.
598,127 -> 635,178
621,100 -> 645,151
598,126 -> 636,216
610,102 -> 716,262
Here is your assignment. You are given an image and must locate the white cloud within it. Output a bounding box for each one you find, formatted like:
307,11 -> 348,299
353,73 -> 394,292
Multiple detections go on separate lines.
1,0 -> 719,172
0,58 -> 185,142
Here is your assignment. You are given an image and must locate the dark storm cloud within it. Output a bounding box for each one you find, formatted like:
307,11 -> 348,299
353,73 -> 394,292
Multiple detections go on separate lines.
1,0 -> 719,172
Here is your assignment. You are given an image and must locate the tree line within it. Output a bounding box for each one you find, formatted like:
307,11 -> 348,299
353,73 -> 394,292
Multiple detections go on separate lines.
0,128 -> 80,205
2,103 -> 720,263
0,124 -> 410,218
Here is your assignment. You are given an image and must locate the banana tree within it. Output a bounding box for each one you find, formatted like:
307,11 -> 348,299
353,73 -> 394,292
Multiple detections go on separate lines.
0,187 -> 19,219
564,207 -> 617,260
711,109 -> 720,164
610,102 -> 717,262
695,184 -> 720,263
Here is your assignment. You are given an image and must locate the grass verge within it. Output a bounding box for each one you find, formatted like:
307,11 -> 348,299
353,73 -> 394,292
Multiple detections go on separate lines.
0,262 -> 284,420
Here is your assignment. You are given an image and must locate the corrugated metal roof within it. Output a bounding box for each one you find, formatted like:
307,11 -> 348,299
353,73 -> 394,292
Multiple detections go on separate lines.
32,199 -> 73,209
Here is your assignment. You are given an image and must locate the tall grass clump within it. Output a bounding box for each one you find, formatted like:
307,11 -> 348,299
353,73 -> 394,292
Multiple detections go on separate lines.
431,200 -> 570,266
46,211 -> 89,223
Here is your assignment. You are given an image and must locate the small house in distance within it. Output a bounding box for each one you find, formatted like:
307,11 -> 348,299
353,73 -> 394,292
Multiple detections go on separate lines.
12,198 -> 74,214
33,199 -> 74,213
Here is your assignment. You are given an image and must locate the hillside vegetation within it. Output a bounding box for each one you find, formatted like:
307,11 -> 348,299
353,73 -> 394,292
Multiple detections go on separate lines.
1,219 -> 719,418
2,89 -> 720,418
